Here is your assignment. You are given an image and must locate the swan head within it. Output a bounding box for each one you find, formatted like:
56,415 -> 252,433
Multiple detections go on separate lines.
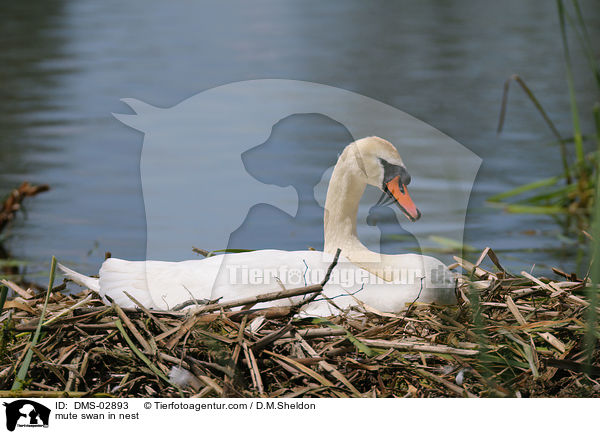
351,136 -> 421,222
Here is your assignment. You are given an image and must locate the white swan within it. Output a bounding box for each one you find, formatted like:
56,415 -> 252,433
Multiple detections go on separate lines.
59,137 -> 456,316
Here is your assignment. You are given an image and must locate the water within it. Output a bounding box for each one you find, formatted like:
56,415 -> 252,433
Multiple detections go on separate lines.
1,0 -> 599,281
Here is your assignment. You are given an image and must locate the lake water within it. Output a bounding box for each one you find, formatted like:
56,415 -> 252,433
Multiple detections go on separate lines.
1,0 -> 599,282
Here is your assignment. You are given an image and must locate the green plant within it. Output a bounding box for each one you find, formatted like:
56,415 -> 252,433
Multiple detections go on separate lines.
492,0 -> 599,232
11,257 -> 56,391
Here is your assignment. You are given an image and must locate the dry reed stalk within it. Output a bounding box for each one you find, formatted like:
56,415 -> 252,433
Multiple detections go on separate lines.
0,247 -> 598,397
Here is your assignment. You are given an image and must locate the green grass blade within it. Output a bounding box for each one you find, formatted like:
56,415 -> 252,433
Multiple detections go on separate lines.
487,176 -> 561,202
114,319 -> 177,386
307,318 -> 374,356
557,0 -> 585,166
594,103 -> 600,151
585,142 -> 600,372
570,0 -> 600,90
586,102 -> 600,370
503,204 -> 566,214
515,183 -> 576,204
11,256 -> 56,391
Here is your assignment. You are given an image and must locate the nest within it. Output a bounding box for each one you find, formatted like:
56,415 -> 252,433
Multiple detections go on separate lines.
0,248 -> 599,398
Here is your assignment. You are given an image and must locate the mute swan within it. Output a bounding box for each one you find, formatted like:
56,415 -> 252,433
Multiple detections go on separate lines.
59,136 -> 456,316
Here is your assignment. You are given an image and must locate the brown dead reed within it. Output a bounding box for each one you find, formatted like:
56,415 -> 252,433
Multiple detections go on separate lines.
0,247 -> 599,398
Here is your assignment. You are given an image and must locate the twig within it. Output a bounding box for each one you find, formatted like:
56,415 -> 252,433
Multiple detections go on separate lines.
242,342 -> 264,395
114,303 -> 153,354
114,319 -> 177,388
290,248 -> 341,313
0,182 -> 50,233
263,350 -> 347,398
358,339 -> 479,356
293,330 -> 361,397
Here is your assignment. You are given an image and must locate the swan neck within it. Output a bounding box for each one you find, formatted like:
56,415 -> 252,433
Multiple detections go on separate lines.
323,150 -> 366,254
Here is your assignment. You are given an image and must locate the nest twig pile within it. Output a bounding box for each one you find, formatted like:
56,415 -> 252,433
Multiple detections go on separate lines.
0,247 -> 599,398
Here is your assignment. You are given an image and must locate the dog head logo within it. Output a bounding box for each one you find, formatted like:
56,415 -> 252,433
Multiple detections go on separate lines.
3,400 -> 50,431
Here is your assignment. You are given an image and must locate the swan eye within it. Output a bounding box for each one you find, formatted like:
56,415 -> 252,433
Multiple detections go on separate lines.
379,158 -> 411,188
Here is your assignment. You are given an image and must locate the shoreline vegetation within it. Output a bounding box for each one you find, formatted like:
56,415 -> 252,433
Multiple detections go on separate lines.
492,0 -> 599,235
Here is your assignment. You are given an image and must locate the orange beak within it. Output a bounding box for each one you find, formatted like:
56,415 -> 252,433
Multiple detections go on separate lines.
385,176 -> 421,222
